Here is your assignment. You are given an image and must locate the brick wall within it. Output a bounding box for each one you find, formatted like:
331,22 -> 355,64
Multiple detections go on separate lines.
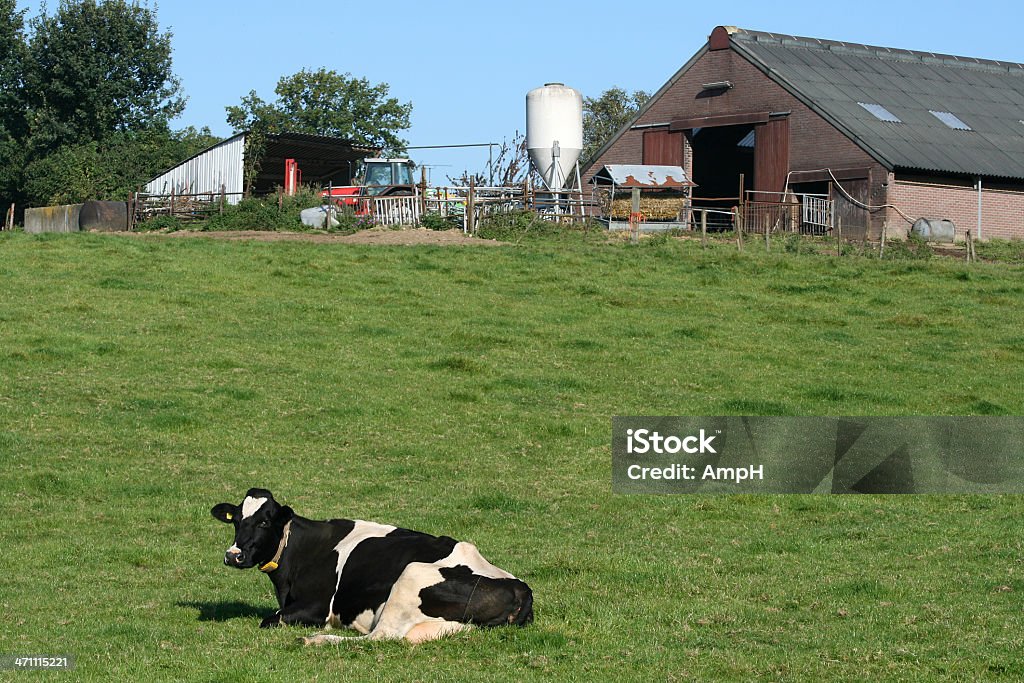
885,177 -> 1024,241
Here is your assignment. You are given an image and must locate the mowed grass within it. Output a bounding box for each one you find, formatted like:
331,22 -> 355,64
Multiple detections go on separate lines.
1,230 -> 1023,682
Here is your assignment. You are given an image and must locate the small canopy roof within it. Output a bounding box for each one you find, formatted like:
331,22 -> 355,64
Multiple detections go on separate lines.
590,165 -> 695,188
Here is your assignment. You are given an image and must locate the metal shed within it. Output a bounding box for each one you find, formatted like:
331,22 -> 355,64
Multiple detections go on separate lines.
144,132 -> 377,204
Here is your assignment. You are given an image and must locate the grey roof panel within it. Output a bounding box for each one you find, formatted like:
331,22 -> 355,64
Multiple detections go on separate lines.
733,29 -> 1024,179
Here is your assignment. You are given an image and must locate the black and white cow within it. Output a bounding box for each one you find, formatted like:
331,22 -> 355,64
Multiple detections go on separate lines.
211,488 -> 533,644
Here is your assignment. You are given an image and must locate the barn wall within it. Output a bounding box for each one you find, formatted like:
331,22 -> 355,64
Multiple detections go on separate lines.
145,133 -> 245,203
885,175 -> 1024,241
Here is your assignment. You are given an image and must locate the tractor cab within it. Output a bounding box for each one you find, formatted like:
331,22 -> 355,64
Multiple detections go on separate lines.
360,158 -> 416,196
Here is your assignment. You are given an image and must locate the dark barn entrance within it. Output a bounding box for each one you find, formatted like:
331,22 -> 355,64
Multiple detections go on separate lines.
689,124 -> 755,200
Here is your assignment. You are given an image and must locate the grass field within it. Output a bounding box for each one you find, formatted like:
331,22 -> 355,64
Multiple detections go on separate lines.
2,229 -> 1023,681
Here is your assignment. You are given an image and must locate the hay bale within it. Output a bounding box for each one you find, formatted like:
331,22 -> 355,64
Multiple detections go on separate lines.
609,197 -> 685,221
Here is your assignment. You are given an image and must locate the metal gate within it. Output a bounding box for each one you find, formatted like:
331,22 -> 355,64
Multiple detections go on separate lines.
801,194 -> 832,235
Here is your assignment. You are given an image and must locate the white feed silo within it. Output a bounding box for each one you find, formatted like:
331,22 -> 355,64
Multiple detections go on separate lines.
526,83 -> 583,191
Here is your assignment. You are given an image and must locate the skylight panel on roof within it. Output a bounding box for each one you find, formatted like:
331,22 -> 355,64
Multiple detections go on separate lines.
858,102 -> 902,123
929,110 -> 972,131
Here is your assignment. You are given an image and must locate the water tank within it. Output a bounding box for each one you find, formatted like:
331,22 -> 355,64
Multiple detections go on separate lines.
526,83 -> 583,191
80,200 -> 129,231
911,218 -> 955,243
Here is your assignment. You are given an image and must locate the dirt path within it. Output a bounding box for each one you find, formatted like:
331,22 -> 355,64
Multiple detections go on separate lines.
143,227 -> 504,246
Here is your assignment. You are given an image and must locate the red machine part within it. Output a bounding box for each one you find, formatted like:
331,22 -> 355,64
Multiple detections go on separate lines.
284,158 -> 302,196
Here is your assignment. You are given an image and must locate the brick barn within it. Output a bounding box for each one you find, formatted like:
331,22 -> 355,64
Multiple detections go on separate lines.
581,26 -> 1024,241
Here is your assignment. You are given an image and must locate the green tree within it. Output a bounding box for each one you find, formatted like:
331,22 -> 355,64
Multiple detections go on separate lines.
23,127 -> 221,205
582,87 -> 650,163
0,0 -> 28,207
226,68 -> 412,154
25,0 -> 185,154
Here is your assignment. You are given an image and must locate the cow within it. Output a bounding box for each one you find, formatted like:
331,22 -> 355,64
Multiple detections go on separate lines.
211,488 -> 533,644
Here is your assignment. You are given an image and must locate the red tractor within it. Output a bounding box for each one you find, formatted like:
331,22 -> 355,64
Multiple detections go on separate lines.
321,158 -> 417,213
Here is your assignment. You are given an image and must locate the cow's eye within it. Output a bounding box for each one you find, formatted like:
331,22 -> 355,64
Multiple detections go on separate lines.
258,520 -> 270,528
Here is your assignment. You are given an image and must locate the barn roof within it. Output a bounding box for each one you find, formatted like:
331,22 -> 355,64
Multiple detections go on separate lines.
726,27 -> 1024,180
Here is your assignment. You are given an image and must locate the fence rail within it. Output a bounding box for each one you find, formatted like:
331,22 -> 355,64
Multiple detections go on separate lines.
133,189 -> 240,224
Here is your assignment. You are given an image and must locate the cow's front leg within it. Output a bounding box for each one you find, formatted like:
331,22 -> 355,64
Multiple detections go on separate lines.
260,603 -> 328,628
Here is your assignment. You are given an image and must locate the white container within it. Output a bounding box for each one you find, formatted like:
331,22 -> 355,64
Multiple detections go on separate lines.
526,83 -> 583,191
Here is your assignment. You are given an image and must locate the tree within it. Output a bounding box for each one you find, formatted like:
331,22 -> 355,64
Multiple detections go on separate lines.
23,126 -> 221,206
25,0 -> 185,154
582,87 -> 650,163
448,132 -> 530,187
0,0 -> 28,206
226,68 -> 412,154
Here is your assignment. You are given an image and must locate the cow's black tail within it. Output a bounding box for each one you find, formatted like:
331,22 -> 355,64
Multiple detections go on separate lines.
510,581 -> 534,627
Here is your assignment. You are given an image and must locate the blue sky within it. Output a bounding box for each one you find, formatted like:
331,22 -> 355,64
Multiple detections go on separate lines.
14,0 -> 1024,183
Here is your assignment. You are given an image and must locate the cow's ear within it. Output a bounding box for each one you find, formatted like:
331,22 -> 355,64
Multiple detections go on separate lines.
211,503 -> 240,523
276,505 -> 294,522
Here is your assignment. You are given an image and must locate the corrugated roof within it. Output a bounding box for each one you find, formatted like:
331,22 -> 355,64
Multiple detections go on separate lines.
590,165 -> 695,188
729,29 -> 1024,180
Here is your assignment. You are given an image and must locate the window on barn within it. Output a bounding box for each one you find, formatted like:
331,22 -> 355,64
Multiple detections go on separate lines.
857,102 -> 902,123
929,110 -> 972,131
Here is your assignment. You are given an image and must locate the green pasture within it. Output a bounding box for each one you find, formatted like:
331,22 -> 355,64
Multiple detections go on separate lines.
1,229 -> 1023,681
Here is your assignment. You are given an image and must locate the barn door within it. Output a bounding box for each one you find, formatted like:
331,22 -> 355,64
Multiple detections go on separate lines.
752,117 -> 790,200
643,129 -> 684,166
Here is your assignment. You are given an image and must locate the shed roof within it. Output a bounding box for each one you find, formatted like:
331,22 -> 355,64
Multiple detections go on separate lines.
590,165 -> 695,187
726,28 -> 1024,180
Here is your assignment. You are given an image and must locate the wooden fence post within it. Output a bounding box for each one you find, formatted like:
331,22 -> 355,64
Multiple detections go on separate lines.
701,209 -> 707,249
836,217 -> 843,257
467,179 -> 475,234
734,207 -> 744,252
879,222 -> 887,259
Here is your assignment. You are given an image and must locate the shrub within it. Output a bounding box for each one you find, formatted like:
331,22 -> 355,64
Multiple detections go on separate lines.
200,185 -> 323,232
885,234 -> 933,260
476,210 -> 583,241
137,214 -> 184,232
420,211 -> 461,231
332,209 -> 374,235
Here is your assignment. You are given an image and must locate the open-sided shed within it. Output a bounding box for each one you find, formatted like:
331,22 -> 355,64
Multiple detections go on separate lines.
144,132 -> 377,203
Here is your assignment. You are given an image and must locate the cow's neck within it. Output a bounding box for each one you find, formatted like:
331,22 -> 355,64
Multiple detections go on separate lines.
259,519 -> 293,573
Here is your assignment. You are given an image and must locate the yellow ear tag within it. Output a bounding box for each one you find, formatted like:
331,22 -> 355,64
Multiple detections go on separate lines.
225,513 -> 233,520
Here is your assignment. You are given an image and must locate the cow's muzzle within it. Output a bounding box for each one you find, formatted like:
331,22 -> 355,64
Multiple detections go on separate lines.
224,548 -> 246,567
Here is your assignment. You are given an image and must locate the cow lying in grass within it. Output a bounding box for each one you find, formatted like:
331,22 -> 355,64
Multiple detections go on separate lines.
211,488 -> 533,644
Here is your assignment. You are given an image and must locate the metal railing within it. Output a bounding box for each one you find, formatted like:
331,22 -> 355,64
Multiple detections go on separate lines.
739,192 -> 833,235
359,195 -> 421,227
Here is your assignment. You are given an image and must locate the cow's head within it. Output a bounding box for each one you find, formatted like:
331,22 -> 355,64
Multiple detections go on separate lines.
211,488 -> 293,570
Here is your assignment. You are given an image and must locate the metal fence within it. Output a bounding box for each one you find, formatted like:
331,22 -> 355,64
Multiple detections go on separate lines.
359,195 -> 421,227
739,192 -> 833,235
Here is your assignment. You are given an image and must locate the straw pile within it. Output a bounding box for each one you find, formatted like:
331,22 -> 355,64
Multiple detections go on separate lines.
610,197 -> 685,220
